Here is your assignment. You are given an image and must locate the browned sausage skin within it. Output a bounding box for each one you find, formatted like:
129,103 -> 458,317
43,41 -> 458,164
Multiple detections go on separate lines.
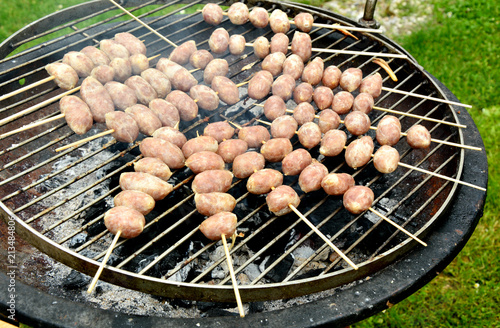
318,109 -> 341,133
114,190 -> 155,216
119,172 -> 174,201
283,54 -> 305,80
321,173 -> 355,196
134,157 -> 172,181
105,111 -> 139,143
293,102 -> 315,126
190,50 -> 213,69
59,95 -> 93,135
264,95 -> 287,121
322,65 -> 342,89
203,122 -> 235,143
282,149 -> 313,176
210,28 -> 230,54
202,3 -> 223,25
211,76 -> 240,105
247,169 -> 283,194
152,126 -> 187,148
266,185 -> 300,216
249,6 -> 269,28
253,36 -> 270,59
343,186 -> 374,214
115,32 -> 146,56
373,145 -> 400,174
140,137 -> 185,169
298,122 -> 322,149
192,170 -> 233,194
125,104 -> 162,136
320,129 -> 347,157
339,67 -> 363,92
80,76 -> 115,123
299,162 -> 329,193
376,115 -> 401,146
195,193 -> 237,217
149,100 -> 180,128
46,63 -> 79,90
248,70 -> 273,100
166,90 -> 198,121
182,135 -> 218,158
331,91 -> 354,115
344,111 -> 371,136
345,136 -> 374,169
302,57 -> 324,86
63,51 -> 94,78
228,2 -> 249,25
293,82 -> 314,104
291,32 -> 312,62
262,52 -> 287,77
269,9 -> 290,34
185,151 -> 225,174
270,115 -> 298,139
238,125 -> 270,148
260,138 -> 293,162
199,212 -> 237,241
217,139 -> 248,163
104,206 -> 145,239
169,40 -> 197,65
406,124 -> 431,149
190,85 -> 220,111
232,151 -> 265,178
270,33 -> 289,55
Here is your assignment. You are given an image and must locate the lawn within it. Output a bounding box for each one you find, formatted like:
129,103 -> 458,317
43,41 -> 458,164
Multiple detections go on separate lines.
1,0 -> 498,327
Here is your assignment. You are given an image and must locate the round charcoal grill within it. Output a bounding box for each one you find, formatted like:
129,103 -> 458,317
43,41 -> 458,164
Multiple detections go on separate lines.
0,0 -> 487,326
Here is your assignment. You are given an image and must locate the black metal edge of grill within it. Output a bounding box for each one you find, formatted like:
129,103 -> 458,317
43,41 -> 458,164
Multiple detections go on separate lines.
0,0 -> 488,326
0,82 -> 487,327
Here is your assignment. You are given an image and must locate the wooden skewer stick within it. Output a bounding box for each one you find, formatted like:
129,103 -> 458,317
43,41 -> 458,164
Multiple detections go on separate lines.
372,106 -> 467,128
380,87 -> 472,108
87,230 -> 121,294
221,233 -> 245,318
55,129 -> 114,152
367,208 -> 427,246
0,113 -> 65,139
0,76 -> 55,102
108,0 -> 177,48
288,204 -> 358,270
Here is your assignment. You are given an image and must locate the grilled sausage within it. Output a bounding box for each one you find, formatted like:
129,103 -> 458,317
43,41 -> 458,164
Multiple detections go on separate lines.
140,137 -> 185,169
166,90 -> 198,121
299,162 -> 329,193
104,81 -> 137,111
141,68 -> 171,99
209,28 -> 230,54
293,82 -> 314,104
109,57 -> 132,83
211,76 -> 240,105
353,92 -> 374,114
62,51 -> 94,78
202,3 -> 223,25
228,2 -> 249,25
339,67 -> 363,92
261,138 -> 293,162
344,111 -> 371,136
182,135 -> 218,158
318,109 -> 341,133
204,121 -> 235,143
373,145 -> 400,174
249,7 -> 269,28
186,151 -> 225,174
81,46 -> 110,66
343,186 -> 374,214
272,74 -> 296,101
345,136 -> 374,169
266,185 -> 300,216
129,53 -> 149,75
169,40 -> 197,65
406,124 -> 431,149
105,111 -> 139,143
376,119 -> 401,147
253,36 -> 270,59
262,52 -> 287,77
152,126 -> 187,148
248,70 -> 273,100
269,9 -> 290,33
360,73 -> 382,98
302,57 -> 324,86
80,76 -> 114,123
45,63 -> 79,90
195,193 -> 237,217
114,190 -> 155,216
124,75 -> 157,105
247,169 -> 283,194
293,102 -> 315,125
217,139 -> 248,163
134,157 -> 172,181
282,149 -> 313,176
149,99 -> 180,128
189,50 -> 213,70
190,85 -> 220,111
191,169 -> 233,194
298,122 -> 322,149
125,104 -> 162,136
229,34 -> 246,55
264,95 -> 287,120
319,129 -> 347,157
270,33 -> 289,54
91,65 -> 115,85
115,32 -> 146,56
104,206 -> 145,239
156,58 -> 197,92
59,95 -> 93,135
238,125 -> 270,148
321,173 -> 355,196
199,212 -> 237,241
204,58 -> 228,85
331,91 -> 354,115
232,151 -> 265,178
100,39 -> 129,60
283,54 -> 305,80
270,115 -> 298,139
313,86 -> 334,110
294,12 -> 314,32
119,172 -> 173,201
291,32 -> 312,62
322,65 -> 342,89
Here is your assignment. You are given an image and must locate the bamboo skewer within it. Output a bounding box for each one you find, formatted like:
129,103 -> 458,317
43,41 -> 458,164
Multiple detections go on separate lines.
381,87 -> 472,108
372,106 -> 466,128
0,113 -> 65,139
367,208 -> 427,246
87,230 -> 121,294
0,76 -> 55,102
108,0 -> 177,48
55,129 -> 114,152
221,234 -> 245,317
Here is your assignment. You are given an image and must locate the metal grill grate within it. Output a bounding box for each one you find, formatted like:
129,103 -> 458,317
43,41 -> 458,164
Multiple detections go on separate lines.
0,0 -> 469,302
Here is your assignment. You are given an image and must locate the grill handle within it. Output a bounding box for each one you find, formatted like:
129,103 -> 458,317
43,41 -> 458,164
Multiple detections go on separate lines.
359,0 -> 380,28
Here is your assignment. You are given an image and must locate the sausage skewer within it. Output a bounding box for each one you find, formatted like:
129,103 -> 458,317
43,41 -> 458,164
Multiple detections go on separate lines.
221,233 -> 245,317
87,229 -> 122,293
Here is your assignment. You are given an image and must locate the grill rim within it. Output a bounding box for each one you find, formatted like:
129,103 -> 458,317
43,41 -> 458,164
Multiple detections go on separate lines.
0,0 -> 486,308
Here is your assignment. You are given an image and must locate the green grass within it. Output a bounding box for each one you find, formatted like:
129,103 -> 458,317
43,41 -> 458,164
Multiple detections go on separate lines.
1,1 -> 499,327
